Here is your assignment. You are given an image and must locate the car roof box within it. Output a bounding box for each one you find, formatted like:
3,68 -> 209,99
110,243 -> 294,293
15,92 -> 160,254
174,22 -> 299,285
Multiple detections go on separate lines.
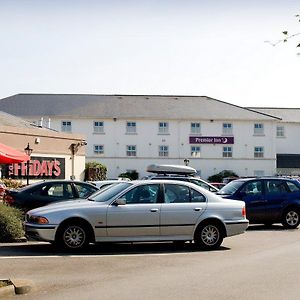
147,164 -> 197,175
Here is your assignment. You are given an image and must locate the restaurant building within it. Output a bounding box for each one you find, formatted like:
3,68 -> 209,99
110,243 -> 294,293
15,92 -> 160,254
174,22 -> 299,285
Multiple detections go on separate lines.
0,111 -> 86,183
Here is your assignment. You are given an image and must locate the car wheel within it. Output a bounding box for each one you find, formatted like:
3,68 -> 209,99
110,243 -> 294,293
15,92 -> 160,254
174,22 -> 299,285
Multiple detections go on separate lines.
58,224 -> 89,250
282,208 -> 300,229
194,223 -> 223,250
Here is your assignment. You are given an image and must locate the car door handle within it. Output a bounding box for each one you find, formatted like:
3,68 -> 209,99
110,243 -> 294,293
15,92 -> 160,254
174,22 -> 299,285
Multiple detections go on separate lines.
150,208 -> 159,212
194,208 -> 203,211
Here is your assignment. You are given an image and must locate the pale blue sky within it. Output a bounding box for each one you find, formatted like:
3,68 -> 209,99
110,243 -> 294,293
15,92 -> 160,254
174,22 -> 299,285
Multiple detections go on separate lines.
0,0 -> 299,107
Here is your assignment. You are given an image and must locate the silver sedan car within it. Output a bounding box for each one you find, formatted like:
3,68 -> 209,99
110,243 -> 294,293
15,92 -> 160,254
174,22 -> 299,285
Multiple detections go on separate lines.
25,180 -> 248,251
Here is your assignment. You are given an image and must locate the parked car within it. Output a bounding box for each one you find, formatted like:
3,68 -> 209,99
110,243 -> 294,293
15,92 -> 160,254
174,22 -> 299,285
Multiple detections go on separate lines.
217,177 -> 300,228
145,164 -> 219,193
88,178 -> 131,190
210,182 -> 226,189
25,180 -> 248,251
3,180 -> 99,212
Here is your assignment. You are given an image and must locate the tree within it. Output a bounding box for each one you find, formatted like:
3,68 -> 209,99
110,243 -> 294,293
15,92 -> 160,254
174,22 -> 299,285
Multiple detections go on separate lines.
265,14 -> 300,55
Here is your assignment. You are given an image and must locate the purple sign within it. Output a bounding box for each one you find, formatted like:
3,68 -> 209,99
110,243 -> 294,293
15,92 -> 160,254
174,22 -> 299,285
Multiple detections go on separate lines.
189,136 -> 234,144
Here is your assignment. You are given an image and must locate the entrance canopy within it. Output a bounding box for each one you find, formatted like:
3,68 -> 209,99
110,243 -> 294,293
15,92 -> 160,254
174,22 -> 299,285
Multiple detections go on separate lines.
0,143 -> 29,164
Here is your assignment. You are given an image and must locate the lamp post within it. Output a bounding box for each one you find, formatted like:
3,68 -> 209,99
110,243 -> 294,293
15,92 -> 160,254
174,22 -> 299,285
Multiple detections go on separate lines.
184,158 -> 190,166
24,143 -> 33,185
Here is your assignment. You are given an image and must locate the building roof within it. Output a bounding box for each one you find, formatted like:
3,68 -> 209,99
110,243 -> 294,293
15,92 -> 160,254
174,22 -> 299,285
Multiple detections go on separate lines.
248,108 -> 300,123
0,110 -> 38,129
0,94 -> 280,121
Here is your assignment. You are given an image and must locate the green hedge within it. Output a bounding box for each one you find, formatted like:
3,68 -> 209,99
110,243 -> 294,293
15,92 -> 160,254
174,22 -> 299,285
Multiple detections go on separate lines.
0,204 -> 24,242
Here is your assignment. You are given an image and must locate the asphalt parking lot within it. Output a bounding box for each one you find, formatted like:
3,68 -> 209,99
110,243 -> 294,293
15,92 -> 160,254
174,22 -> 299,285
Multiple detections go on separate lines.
1,225 -> 300,300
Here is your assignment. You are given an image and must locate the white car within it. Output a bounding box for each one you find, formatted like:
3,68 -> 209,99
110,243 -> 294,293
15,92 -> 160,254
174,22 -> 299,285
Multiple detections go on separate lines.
25,180 -> 248,251
88,178 -> 130,190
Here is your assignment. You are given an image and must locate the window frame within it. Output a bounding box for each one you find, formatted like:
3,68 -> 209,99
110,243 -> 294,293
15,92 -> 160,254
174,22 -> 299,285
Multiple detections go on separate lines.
158,122 -> 169,134
126,145 -> 137,157
222,123 -> 233,135
254,146 -> 264,158
93,121 -> 104,133
190,122 -> 201,134
61,120 -> 72,132
223,146 -> 233,158
158,145 -> 169,157
126,121 -> 137,134
94,144 -> 104,155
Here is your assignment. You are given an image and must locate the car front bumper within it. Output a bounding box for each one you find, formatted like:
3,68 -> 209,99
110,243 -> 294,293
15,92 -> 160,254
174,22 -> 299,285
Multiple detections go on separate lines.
25,224 -> 57,242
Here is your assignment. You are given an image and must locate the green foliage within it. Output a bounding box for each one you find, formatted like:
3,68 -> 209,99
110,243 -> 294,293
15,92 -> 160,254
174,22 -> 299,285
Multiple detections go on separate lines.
0,204 -> 24,242
2,178 -> 23,189
85,161 -> 107,181
208,170 -> 238,183
119,170 -> 139,180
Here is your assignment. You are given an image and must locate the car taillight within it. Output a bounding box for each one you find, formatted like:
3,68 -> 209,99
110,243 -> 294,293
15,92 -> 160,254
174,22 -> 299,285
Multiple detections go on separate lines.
3,194 -> 15,206
242,206 -> 246,218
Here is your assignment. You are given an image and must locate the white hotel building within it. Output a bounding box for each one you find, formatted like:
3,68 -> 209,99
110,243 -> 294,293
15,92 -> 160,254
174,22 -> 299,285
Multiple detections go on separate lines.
0,93 -> 298,180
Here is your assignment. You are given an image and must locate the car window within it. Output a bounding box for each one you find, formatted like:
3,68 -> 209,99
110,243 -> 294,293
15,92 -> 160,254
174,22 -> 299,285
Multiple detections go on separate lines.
190,179 -> 211,191
240,181 -> 262,196
74,183 -> 97,198
265,180 -> 288,194
217,180 -> 244,195
164,184 -> 190,203
34,183 -> 74,198
123,184 -> 160,204
190,188 -> 206,203
286,181 -> 300,192
91,182 -> 132,202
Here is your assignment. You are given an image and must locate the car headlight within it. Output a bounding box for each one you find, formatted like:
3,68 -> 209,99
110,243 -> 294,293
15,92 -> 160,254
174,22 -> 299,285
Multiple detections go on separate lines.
28,215 -> 49,225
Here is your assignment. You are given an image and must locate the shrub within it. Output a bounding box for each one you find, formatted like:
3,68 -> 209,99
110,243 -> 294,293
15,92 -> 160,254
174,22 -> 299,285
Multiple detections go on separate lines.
0,204 -> 24,242
207,170 -> 239,183
85,161 -> 107,181
2,178 -> 23,189
119,170 -> 139,180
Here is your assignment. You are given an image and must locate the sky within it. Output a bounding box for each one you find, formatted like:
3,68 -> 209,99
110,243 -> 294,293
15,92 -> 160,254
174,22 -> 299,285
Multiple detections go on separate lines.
0,0 -> 299,108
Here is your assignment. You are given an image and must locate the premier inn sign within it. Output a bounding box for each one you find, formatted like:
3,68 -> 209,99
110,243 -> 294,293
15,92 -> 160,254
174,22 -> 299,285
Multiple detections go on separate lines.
189,136 -> 234,144
3,156 -> 65,180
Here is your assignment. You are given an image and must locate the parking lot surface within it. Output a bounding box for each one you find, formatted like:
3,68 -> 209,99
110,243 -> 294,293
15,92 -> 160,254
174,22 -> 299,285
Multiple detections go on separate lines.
1,225 -> 300,299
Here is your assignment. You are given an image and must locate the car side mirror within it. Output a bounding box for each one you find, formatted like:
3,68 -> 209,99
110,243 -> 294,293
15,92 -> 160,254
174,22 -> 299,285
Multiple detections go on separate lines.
113,198 -> 126,206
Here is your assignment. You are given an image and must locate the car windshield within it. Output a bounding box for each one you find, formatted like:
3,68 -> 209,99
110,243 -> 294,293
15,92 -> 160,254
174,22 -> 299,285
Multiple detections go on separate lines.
217,180 -> 244,195
89,182 -> 132,202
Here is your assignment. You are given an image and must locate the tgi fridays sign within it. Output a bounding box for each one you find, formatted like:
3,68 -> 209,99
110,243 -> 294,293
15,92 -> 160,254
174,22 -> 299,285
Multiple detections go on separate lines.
4,156 -> 65,179
189,136 -> 234,144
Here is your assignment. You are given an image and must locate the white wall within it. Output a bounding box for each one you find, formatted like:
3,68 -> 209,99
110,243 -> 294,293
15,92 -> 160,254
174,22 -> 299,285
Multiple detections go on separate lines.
41,117 -> 277,179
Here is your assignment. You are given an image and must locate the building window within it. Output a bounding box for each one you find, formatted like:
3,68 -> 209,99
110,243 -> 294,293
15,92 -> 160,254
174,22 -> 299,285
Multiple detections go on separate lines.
223,146 -> 232,158
126,145 -> 137,157
191,123 -> 201,134
61,121 -> 72,132
94,144 -> 104,155
191,146 -> 201,158
276,125 -> 285,137
254,123 -> 264,135
254,146 -> 264,158
126,121 -> 137,133
158,145 -> 169,157
158,122 -> 169,134
93,121 -> 104,133
223,123 -> 233,135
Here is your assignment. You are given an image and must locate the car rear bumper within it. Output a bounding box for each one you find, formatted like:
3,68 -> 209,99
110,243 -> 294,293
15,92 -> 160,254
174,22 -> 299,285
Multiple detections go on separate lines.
224,220 -> 249,237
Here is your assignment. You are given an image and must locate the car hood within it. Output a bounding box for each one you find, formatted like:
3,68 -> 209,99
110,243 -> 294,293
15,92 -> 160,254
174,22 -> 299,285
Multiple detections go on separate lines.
27,199 -> 106,215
